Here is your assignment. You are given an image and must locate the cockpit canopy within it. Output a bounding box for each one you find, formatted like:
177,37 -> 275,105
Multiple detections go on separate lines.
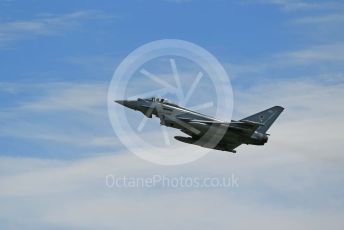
142,96 -> 164,102
141,97 -> 178,106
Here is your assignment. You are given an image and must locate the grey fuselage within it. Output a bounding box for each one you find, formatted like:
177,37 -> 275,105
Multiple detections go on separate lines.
115,97 -> 281,153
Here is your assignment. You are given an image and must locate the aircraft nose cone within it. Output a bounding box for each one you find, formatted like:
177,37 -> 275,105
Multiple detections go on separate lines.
114,100 -> 138,110
115,100 -> 125,105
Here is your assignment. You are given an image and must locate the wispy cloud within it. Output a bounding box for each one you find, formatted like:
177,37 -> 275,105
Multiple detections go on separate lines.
227,42 -> 344,77
280,43 -> 344,63
0,138 -> 344,229
293,13 -> 344,24
162,0 -> 192,3
246,0 -> 343,11
19,82 -> 107,112
0,81 -> 118,151
0,11 -> 111,46
1,60 -> 344,229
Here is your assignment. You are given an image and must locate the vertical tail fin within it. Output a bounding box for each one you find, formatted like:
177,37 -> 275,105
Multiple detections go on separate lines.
240,106 -> 284,133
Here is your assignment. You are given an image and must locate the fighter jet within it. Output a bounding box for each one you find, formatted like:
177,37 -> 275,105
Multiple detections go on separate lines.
115,97 -> 284,153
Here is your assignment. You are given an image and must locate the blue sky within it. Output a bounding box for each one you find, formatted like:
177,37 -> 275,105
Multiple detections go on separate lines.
1,0 -> 344,229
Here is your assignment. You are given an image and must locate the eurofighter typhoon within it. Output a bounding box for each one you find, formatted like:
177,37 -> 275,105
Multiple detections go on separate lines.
115,97 -> 284,153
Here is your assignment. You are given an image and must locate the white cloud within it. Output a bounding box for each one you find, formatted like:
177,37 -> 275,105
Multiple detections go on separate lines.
227,43 -> 344,77
293,13 -> 344,24
1,77 -> 344,228
242,0 -> 344,44
19,82 -> 108,112
247,0 -> 342,11
162,0 -> 192,3
0,81 -> 116,149
281,43 -> 344,63
0,11 -> 111,46
0,147 -> 344,229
